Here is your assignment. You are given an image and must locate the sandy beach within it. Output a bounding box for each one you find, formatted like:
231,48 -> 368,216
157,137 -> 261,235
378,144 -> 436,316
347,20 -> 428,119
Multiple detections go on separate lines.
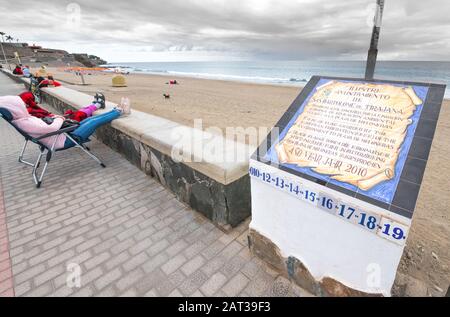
46,67 -> 300,134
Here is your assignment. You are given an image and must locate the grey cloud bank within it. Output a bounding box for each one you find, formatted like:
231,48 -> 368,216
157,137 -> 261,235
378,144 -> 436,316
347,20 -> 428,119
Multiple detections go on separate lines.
0,0 -> 449,62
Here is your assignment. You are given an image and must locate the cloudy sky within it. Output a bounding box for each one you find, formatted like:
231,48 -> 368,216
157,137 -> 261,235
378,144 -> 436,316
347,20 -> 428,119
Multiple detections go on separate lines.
0,0 -> 449,62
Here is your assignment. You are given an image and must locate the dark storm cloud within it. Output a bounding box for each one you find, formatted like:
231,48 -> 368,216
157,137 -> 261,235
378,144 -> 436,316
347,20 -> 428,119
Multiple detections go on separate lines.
0,0 -> 449,60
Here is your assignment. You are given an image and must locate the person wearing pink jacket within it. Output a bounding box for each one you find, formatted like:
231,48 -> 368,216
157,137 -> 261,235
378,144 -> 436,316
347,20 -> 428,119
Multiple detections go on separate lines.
0,96 -> 123,150
1,95 -> 66,149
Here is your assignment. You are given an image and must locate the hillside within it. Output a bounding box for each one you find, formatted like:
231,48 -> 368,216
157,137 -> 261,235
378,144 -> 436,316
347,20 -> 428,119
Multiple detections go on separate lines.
0,42 -> 107,67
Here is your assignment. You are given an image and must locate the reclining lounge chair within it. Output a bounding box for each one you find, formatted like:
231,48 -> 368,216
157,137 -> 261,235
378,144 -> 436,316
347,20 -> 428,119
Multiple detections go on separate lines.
0,107 -> 106,188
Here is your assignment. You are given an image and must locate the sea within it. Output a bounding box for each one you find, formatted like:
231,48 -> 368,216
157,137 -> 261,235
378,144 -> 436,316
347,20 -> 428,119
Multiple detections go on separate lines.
106,61 -> 450,98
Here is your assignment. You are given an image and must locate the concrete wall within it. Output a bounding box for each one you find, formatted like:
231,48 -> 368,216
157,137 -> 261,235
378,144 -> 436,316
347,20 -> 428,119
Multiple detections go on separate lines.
248,159 -> 411,296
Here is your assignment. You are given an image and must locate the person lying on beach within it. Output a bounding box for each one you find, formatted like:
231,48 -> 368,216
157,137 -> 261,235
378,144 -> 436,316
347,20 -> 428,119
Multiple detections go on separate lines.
13,65 -> 23,75
18,91 -> 106,122
0,95 -> 125,150
38,75 -> 61,88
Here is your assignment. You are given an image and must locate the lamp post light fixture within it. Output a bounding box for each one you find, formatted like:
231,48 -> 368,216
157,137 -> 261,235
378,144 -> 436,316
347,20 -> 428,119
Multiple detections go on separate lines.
365,0 -> 385,80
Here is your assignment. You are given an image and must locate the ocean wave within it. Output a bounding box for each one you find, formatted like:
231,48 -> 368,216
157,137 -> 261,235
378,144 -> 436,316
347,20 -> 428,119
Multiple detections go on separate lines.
103,65 -> 133,69
133,69 -> 308,84
149,69 -> 169,74
112,61 -> 450,92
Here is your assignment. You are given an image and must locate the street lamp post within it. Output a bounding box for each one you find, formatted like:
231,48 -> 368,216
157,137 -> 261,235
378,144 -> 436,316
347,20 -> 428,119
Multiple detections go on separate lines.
365,0 -> 385,80
0,32 -> 12,71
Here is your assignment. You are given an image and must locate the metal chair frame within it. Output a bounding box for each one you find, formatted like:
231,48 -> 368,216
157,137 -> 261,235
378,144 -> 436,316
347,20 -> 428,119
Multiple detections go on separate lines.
1,109 -> 105,188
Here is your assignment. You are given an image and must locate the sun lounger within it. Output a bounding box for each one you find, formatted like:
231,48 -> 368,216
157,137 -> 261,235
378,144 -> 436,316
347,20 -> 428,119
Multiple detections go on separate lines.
0,107 -> 105,188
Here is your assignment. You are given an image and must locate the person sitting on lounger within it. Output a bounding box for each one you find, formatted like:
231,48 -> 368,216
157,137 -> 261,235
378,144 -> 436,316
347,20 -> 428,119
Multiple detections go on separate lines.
0,95 -> 125,150
18,92 -> 106,122
12,65 -> 23,75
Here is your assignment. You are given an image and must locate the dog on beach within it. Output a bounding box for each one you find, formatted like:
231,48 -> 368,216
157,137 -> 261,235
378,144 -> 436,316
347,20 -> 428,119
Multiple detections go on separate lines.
163,93 -> 170,99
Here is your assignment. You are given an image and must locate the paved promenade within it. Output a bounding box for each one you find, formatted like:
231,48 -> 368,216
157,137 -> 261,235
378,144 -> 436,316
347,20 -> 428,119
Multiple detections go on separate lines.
0,73 -> 310,297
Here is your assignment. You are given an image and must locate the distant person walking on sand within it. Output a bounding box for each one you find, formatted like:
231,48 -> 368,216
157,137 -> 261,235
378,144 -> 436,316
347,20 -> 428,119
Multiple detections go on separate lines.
12,65 -> 23,75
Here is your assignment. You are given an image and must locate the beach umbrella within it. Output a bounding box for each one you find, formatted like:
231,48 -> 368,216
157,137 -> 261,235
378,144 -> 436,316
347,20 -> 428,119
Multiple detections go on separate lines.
365,0 -> 385,80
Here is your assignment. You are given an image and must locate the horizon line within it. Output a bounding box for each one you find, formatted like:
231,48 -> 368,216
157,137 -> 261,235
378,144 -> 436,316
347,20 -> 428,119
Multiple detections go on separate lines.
105,60 -> 450,64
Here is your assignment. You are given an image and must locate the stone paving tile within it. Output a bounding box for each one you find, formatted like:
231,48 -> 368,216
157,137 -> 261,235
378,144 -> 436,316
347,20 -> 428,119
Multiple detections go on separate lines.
168,289 -> 183,297
222,273 -> 250,296
180,255 -> 206,276
144,289 -> 159,297
94,267 -> 122,291
135,268 -> 166,295
243,269 -> 275,297
183,241 -> 207,260
264,276 -> 293,297
189,290 -> 204,297
201,255 -> 227,278
221,255 -> 248,279
142,252 -> 169,274
0,72 -> 308,297
0,173 -> 14,297
178,270 -> 209,296
161,254 -> 188,275
200,272 -> 228,296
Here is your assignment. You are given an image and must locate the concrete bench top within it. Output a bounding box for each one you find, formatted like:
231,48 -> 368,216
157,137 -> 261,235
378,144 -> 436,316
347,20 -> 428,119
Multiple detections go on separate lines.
5,71 -> 255,185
